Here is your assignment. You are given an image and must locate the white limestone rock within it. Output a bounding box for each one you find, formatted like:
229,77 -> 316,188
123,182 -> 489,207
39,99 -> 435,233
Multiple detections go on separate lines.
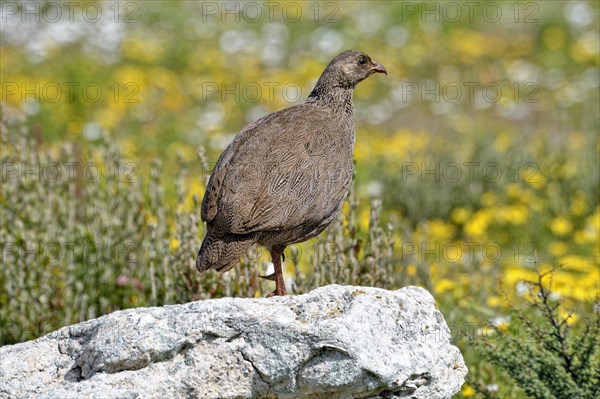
0,285 -> 467,398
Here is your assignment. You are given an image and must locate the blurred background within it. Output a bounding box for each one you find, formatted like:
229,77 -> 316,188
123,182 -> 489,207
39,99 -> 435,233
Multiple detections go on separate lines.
1,1 -> 599,397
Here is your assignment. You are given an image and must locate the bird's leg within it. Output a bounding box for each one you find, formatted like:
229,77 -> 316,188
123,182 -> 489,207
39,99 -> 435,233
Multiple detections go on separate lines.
259,249 -> 285,281
267,247 -> 287,297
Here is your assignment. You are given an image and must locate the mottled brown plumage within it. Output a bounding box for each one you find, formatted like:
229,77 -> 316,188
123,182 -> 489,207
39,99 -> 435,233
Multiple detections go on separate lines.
196,50 -> 387,296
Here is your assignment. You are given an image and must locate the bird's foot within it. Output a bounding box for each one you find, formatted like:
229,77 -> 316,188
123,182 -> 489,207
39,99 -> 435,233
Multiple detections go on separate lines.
266,286 -> 287,297
259,273 -> 275,281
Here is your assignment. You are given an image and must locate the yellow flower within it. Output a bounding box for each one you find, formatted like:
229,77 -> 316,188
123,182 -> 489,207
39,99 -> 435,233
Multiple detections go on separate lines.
178,180 -> 205,213
435,278 -> 456,294
462,384 -> 475,397
509,205 -> 528,225
451,207 -> 470,224
189,180 -> 205,198
570,193 -> 588,216
506,183 -> 522,199
359,208 -> 370,230
547,258 -> 599,302
487,296 -> 502,307
119,138 -> 137,158
496,205 -> 528,225
559,310 -> 578,326
567,276 -> 599,302
67,119 -> 84,136
525,172 -> 546,189
445,244 -> 461,263
122,36 -> 164,63
588,208 -> 600,229
551,217 -> 572,236
167,143 -> 196,161
111,66 -> 148,107
465,210 -> 492,238
558,255 -> 592,272
452,29 -> 486,63
506,183 -> 534,203
170,238 -> 180,251
406,263 -> 417,277
574,227 -> 597,245
488,316 -> 511,333
570,32 -> 600,62
113,65 -> 147,90
548,242 -> 569,257
95,108 -> 120,131
428,219 -> 456,241
557,162 -> 577,179
146,214 -> 158,226
503,265 -> 538,287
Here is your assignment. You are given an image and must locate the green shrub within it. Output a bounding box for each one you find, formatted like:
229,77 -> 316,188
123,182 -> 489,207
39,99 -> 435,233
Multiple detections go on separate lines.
471,266 -> 599,399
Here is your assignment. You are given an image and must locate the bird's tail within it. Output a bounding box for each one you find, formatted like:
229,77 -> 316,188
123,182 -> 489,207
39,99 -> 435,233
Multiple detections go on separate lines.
196,231 -> 255,273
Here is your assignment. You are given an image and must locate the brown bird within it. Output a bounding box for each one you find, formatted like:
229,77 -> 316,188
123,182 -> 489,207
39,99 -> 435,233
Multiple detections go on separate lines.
196,50 -> 387,296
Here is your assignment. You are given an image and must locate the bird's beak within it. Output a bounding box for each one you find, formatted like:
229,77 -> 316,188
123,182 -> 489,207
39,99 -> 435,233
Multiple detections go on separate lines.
370,62 -> 387,75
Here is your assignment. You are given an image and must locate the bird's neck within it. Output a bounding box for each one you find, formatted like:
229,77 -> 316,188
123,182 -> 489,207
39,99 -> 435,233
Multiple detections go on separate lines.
306,74 -> 354,116
306,86 -> 353,116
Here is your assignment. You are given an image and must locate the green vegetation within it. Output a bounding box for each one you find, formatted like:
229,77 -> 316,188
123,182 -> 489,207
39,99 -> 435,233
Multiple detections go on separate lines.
474,267 -> 599,399
1,2 -> 598,398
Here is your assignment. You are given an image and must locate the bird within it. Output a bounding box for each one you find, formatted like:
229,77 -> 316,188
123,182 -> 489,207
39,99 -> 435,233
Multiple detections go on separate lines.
196,50 -> 387,296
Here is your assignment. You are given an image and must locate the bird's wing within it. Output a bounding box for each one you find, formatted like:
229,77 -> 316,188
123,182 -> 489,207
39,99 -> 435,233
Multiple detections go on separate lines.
201,119 -> 261,222
202,104 -> 354,235
201,116 -> 266,223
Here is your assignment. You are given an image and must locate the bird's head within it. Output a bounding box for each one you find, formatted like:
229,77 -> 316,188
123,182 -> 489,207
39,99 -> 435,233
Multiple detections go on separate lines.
326,50 -> 387,88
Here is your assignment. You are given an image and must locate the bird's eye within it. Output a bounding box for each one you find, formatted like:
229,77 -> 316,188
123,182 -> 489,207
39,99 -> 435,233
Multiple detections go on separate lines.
358,58 -> 366,65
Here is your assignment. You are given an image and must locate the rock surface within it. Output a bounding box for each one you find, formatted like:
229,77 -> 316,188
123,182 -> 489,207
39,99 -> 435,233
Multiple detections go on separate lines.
0,285 -> 466,399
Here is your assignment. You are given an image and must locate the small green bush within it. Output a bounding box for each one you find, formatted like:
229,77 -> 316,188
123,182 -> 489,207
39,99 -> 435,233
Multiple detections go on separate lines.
471,266 -> 599,399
